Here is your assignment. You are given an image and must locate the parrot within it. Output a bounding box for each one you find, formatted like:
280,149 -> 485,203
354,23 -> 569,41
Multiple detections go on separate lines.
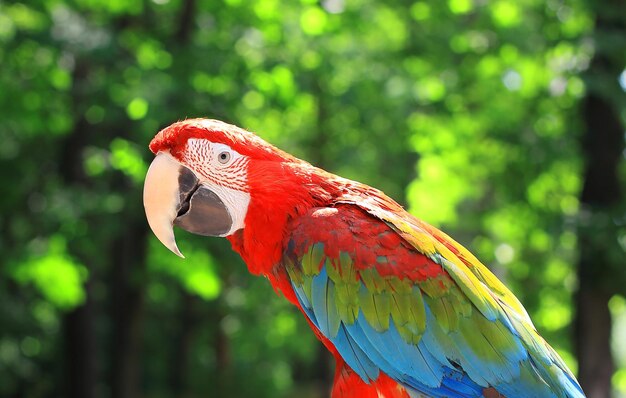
143,118 -> 585,398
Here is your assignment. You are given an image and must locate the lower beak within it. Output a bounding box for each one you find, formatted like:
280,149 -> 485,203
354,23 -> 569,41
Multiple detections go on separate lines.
143,153 -> 233,258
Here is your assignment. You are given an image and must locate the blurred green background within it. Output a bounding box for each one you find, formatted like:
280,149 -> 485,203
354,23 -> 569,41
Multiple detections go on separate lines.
1,0 -> 625,397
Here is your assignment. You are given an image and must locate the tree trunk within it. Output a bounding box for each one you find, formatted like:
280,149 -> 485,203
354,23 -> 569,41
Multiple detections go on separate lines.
63,280 -> 97,398
110,218 -> 148,398
574,286 -> 614,397
170,292 -> 199,395
60,57 -> 99,398
574,1 -> 625,391
214,308 -> 232,396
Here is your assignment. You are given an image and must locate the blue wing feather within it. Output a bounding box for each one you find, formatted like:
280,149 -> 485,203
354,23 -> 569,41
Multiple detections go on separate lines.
294,273 -> 490,398
284,206 -> 585,398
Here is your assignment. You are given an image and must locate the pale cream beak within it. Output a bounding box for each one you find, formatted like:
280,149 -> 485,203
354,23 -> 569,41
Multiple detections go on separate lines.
143,152 -> 185,258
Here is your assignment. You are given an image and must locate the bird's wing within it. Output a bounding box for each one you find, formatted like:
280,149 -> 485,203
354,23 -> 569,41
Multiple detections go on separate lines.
283,204 -> 584,398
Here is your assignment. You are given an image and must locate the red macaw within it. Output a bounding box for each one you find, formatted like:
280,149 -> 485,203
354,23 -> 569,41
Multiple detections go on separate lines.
143,119 -> 584,398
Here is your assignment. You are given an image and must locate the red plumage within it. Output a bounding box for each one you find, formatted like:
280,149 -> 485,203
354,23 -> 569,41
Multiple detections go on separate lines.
151,120 -> 421,395
146,119 -> 584,398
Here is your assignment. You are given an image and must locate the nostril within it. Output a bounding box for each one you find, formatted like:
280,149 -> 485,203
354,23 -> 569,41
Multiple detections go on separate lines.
177,201 -> 190,217
177,184 -> 199,217
176,166 -> 200,217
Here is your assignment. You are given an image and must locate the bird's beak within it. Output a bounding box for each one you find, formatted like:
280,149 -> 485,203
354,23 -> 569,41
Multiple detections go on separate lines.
143,152 -> 233,258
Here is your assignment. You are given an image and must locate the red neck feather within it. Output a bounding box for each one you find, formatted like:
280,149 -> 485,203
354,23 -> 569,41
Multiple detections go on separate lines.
227,160 -> 339,277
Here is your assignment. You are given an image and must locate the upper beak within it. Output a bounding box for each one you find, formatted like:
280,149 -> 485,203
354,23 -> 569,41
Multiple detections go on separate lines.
143,152 -> 233,258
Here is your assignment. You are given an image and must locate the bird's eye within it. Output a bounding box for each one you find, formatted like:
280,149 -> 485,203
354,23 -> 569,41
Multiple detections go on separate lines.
218,151 -> 231,164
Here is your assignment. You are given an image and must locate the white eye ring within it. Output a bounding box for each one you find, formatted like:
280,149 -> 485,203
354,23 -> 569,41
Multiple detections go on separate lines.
217,151 -> 231,164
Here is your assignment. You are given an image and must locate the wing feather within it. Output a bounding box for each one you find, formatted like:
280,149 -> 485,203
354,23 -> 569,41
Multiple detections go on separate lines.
284,204 -> 584,398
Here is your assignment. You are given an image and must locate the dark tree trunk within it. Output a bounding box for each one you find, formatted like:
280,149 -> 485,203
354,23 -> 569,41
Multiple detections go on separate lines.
176,0 -> 196,43
214,308 -> 232,395
574,1 -> 625,393
63,280 -> 98,398
170,292 -> 199,395
574,286 -> 614,397
312,344 -> 334,396
575,90 -> 623,397
60,58 -> 99,398
110,219 -> 149,398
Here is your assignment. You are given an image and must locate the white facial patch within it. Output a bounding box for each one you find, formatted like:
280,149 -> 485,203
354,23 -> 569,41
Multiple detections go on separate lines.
182,138 -> 251,236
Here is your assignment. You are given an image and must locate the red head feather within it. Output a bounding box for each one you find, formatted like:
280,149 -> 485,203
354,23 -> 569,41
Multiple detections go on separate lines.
148,119 -> 401,282
150,119 -> 341,277
149,118 -> 300,164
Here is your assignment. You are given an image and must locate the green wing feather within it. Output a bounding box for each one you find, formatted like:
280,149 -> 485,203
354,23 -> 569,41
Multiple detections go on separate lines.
284,203 -> 584,398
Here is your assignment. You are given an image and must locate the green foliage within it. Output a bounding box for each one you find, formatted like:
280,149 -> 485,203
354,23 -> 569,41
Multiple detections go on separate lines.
147,238 -> 221,300
11,236 -> 88,309
612,296 -> 626,394
0,0 -> 624,397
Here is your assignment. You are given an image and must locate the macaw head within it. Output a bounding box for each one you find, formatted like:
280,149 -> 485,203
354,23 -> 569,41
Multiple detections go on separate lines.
143,118 -> 303,258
